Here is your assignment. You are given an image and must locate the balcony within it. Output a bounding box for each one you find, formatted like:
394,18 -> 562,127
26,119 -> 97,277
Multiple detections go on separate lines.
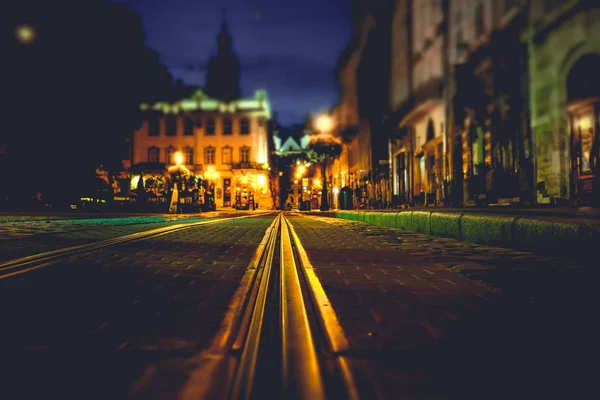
231,162 -> 260,170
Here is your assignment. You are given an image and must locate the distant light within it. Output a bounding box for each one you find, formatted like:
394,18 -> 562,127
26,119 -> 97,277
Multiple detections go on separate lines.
173,151 -> 184,165
257,174 -> 266,186
15,24 -> 36,45
315,114 -> 334,133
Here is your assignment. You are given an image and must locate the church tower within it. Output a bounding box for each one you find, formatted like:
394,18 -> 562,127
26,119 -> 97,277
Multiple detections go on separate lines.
204,10 -> 241,102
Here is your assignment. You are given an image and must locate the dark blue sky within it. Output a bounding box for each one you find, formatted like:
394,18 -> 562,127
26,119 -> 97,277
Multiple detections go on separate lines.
117,0 -> 351,126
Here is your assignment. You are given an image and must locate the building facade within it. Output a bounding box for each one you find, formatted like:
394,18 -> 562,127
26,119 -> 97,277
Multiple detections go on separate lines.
450,0 -> 530,206
525,0 -> 600,205
130,16 -> 273,210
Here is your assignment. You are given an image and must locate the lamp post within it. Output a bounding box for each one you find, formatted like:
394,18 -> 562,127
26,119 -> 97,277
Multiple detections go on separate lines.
295,161 -> 306,210
169,151 -> 185,213
313,114 -> 337,211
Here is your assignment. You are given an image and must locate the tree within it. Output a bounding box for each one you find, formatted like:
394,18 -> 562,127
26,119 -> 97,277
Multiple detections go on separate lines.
306,135 -> 342,211
2,0 -> 175,208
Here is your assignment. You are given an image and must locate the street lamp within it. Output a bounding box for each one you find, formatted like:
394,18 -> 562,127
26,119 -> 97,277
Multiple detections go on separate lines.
313,113 -> 337,211
173,151 -> 184,166
295,162 -> 307,210
315,114 -> 334,133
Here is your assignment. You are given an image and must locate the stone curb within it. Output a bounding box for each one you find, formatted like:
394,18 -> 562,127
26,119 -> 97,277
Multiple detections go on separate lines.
304,210 -> 599,264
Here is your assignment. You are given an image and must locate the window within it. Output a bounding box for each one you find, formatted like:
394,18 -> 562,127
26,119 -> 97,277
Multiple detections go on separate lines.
183,146 -> 194,165
240,118 -> 250,135
240,146 -> 250,163
475,2 -> 484,37
223,118 -> 233,135
148,117 -> 160,136
204,146 -> 215,165
148,146 -> 160,162
166,146 -> 176,164
184,118 -> 194,136
206,118 -> 215,135
166,115 -> 177,136
222,146 -> 232,164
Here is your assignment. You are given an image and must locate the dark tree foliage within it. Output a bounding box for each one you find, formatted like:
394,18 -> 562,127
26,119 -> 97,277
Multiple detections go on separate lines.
1,0 -> 175,207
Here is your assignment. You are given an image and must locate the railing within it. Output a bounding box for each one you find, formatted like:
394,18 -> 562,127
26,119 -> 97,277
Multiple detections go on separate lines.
232,162 -> 261,170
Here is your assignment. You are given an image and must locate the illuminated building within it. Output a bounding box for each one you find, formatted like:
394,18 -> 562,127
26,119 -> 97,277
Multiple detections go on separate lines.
524,0 -> 600,205
130,17 -> 272,210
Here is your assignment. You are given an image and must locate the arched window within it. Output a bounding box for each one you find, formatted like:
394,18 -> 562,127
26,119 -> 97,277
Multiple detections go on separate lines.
147,146 -> 160,162
183,146 -> 194,165
166,115 -> 177,136
206,118 -> 215,135
240,118 -> 250,135
222,146 -> 232,164
184,118 -> 194,136
204,146 -> 216,165
166,146 -> 176,164
223,117 -> 233,135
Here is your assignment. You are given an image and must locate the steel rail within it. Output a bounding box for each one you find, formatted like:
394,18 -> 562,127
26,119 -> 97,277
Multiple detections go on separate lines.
0,214 -> 265,279
284,216 -> 360,400
280,215 -> 327,399
179,213 -> 358,399
177,214 -> 282,400
228,213 -> 281,399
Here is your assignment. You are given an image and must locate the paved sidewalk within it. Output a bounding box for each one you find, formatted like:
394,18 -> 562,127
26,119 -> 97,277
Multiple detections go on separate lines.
309,208 -> 600,266
288,214 -> 597,399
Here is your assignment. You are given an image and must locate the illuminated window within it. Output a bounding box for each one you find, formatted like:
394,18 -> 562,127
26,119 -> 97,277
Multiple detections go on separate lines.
206,118 -> 215,135
166,146 -> 176,164
148,118 -> 159,136
166,115 -> 177,136
183,146 -> 194,165
240,146 -> 251,163
148,146 -> 159,162
204,146 -> 215,165
240,118 -> 250,135
223,117 -> 233,135
222,146 -> 232,164
184,118 -> 194,136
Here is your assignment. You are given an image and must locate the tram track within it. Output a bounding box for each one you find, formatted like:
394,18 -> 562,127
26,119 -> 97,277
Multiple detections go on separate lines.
0,214 -> 266,280
182,213 -> 360,400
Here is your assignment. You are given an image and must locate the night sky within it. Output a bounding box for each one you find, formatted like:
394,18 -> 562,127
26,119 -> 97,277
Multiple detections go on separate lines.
116,0 -> 351,126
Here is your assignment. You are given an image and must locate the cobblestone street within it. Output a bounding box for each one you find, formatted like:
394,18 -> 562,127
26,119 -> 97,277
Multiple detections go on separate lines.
0,215 -> 275,400
0,212 -> 597,399
287,214 -> 599,399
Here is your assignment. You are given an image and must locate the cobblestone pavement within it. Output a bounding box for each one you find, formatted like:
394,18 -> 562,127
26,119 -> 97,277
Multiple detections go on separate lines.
0,212 -> 255,263
0,215 -> 276,400
287,214 -> 598,399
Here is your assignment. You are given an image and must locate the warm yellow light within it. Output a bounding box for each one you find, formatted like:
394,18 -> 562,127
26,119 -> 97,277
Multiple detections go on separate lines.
16,24 -> 36,45
297,165 -> 306,174
579,117 -> 592,131
315,114 -> 334,132
173,151 -> 184,165
333,187 -> 339,195
294,180 -> 299,184
314,178 -> 321,187
295,173 -> 301,179
257,174 -> 266,186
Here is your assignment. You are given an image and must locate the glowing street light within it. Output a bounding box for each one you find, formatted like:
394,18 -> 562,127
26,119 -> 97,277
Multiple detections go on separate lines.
15,24 -> 36,45
173,151 -> 184,166
315,114 -> 334,133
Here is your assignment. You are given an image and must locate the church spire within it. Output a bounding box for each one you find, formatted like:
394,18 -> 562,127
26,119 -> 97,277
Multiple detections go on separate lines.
204,8 -> 241,102
218,8 -> 232,54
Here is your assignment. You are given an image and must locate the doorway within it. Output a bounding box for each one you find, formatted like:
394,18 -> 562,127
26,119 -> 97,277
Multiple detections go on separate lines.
235,180 -> 255,210
567,54 -> 600,205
